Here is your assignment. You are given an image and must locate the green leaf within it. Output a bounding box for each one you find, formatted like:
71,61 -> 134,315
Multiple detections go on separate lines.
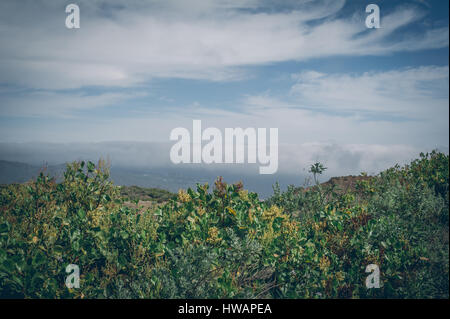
0,222 -> 10,234
87,161 -> 95,172
118,255 -> 127,268
136,214 -> 141,225
53,245 -> 64,255
77,209 -> 86,219
10,275 -> 23,289
31,273 -> 45,290
272,217 -> 283,232
0,249 -> 6,262
2,259 -> 15,273
120,231 -> 129,240
72,241 -> 80,252
32,251 -> 46,266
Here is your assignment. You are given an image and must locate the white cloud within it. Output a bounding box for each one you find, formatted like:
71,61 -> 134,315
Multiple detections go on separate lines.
278,142 -> 427,176
0,0 -> 447,89
290,65 -> 449,119
0,91 -> 147,118
1,140 -> 444,180
0,66 -> 447,151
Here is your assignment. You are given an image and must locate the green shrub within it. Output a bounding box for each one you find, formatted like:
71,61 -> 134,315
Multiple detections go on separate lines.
0,152 -> 448,298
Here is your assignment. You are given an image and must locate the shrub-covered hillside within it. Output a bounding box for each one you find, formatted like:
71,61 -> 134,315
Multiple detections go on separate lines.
119,185 -> 175,203
0,151 -> 448,298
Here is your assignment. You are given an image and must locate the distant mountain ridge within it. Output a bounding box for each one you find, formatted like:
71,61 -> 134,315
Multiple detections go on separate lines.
0,160 -> 191,192
0,160 -> 64,184
0,160 -> 307,198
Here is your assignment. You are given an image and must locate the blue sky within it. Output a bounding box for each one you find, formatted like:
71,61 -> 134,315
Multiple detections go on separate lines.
0,0 -> 448,176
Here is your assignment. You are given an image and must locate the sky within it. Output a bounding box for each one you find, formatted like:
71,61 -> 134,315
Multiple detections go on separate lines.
0,0 -> 448,180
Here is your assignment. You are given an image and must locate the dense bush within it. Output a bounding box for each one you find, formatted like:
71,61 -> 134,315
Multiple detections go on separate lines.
119,185 -> 174,203
0,152 -> 448,298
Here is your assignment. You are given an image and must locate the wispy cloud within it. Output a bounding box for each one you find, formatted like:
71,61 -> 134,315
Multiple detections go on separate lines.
1,141 -> 444,181
289,65 -> 449,118
0,91 -> 148,118
0,0 -> 447,89
0,65 -> 447,152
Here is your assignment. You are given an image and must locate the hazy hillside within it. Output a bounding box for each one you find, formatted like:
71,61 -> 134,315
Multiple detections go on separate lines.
0,160 -> 306,198
0,160 -> 202,193
0,160 -> 61,184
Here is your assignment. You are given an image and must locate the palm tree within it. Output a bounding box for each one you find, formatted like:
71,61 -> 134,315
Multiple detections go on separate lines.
309,162 -> 327,186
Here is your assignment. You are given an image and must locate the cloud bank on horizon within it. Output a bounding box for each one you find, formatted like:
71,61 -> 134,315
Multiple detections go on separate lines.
0,0 -> 448,177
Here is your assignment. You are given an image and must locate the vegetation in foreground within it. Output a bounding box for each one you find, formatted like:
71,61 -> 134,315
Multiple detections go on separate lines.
0,151 -> 448,298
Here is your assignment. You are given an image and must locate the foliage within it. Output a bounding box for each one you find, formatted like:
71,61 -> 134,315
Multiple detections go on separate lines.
0,152 -> 448,298
119,185 -> 174,203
